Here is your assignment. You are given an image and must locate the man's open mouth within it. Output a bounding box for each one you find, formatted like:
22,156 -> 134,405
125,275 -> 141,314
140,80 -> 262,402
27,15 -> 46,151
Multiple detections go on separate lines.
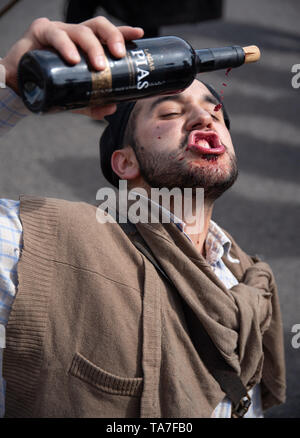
186,131 -> 226,156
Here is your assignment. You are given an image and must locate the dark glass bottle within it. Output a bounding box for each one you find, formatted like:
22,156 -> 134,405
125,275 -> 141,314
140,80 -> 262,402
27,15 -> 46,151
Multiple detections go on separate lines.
17,36 -> 259,113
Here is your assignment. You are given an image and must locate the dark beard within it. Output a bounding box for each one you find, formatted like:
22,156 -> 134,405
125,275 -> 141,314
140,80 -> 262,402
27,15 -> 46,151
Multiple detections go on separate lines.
132,134 -> 238,202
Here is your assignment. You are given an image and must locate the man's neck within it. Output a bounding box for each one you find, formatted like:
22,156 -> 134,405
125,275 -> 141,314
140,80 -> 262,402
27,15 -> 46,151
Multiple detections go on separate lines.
129,182 -> 214,257
183,202 -> 213,256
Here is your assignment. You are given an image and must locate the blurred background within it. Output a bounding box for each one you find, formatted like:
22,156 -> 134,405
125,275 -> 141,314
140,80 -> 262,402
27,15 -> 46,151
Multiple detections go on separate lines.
0,0 -> 299,418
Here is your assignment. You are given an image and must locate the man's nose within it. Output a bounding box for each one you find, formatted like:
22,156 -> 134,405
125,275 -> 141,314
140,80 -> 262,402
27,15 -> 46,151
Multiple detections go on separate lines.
185,107 -> 213,131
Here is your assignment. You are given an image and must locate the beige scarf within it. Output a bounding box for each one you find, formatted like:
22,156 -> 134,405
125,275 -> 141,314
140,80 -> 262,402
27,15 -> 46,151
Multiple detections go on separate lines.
132,216 -> 286,410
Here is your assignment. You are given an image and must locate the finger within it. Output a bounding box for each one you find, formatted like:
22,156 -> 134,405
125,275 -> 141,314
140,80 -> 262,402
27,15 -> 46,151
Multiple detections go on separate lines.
59,24 -> 107,70
117,26 -> 144,41
83,17 -> 128,59
90,104 -> 117,120
72,103 -> 117,120
29,18 -> 81,64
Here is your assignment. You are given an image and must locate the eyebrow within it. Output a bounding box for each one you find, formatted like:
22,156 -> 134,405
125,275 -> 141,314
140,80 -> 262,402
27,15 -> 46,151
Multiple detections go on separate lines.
148,93 -> 220,113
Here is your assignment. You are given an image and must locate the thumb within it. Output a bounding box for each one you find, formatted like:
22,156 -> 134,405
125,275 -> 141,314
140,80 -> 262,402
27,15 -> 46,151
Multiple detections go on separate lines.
71,103 -> 117,120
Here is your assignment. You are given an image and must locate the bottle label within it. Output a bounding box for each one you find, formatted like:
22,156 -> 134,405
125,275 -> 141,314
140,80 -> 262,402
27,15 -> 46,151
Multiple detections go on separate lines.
91,57 -> 113,103
127,48 -> 156,90
89,38 -> 193,104
90,47 -> 164,103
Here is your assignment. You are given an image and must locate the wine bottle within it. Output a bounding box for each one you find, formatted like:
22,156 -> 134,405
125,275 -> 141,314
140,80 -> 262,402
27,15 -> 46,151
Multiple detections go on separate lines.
17,36 -> 260,113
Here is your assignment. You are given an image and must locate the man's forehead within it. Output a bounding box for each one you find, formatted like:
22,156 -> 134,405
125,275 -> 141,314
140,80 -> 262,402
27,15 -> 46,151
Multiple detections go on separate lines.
136,80 -> 217,112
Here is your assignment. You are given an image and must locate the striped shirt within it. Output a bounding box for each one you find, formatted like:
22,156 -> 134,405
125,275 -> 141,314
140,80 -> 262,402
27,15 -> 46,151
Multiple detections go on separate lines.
0,87 -> 263,418
0,199 -> 22,417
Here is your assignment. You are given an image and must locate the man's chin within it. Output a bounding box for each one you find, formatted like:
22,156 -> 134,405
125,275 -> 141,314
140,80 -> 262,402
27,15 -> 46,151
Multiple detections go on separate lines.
202,170 -> 238,201
136,145 -> 238,199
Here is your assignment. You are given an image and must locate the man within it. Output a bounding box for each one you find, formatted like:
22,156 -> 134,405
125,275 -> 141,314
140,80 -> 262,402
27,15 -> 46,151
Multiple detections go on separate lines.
0,17 -> 286,418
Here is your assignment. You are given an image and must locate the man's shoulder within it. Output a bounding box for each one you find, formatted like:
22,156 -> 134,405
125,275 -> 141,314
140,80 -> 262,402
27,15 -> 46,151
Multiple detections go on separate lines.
18,194 -> 132,236
19,194 -> 98,216
18,194 -> 136,262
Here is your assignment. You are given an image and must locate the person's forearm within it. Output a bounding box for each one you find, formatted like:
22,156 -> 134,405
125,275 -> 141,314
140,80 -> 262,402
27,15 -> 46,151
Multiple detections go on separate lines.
0,86 -> 29,137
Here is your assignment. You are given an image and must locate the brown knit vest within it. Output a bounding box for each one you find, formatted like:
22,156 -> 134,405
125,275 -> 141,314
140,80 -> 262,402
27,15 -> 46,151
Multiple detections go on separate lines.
3,196 -> 286,417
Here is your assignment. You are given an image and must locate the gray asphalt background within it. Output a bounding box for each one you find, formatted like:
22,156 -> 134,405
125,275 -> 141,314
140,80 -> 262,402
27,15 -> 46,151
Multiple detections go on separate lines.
0,0 -> 299,418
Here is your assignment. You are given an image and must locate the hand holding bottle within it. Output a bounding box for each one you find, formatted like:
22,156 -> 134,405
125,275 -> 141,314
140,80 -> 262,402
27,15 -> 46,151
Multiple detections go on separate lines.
17,35 -> 260,114
0,16 -> 144,119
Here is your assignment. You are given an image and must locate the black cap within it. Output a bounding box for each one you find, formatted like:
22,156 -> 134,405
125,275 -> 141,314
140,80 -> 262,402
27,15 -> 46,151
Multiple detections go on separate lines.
99,82 -> 230,187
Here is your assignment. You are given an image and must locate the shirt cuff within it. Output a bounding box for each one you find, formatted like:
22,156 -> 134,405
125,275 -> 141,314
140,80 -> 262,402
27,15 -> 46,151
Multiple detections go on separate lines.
0,87 -> 30,137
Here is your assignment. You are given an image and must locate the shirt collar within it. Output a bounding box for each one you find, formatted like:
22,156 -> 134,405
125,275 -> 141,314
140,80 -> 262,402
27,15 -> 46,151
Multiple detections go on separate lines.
205,220 -> 240,266
129,191 -> 239,265
130,190 -> 185,227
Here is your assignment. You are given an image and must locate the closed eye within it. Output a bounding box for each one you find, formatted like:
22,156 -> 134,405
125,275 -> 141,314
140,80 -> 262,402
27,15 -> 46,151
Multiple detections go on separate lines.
210,113 -> 221,121
160,112 -> 182,118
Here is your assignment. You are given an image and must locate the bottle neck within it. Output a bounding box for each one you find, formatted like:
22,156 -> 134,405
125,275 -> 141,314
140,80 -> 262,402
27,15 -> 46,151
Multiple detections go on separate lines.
195,46 -> 245,73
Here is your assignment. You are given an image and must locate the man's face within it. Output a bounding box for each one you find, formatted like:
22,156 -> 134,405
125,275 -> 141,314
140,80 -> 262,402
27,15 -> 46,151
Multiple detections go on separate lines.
130,80 -> 238,201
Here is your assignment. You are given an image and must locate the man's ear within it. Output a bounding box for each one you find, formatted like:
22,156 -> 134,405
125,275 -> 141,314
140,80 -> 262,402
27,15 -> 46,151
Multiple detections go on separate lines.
111,146 -> 140,181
